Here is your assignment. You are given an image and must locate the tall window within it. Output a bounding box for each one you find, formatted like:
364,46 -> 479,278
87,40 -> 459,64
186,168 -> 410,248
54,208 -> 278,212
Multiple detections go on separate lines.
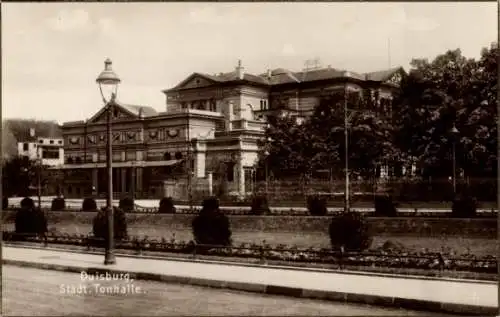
23,143 -> 29,151
226,162 -> 235,182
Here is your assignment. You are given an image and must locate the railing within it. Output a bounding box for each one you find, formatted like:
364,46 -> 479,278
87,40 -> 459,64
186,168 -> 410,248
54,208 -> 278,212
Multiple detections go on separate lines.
3,231 -> 496,275
5,204 -> 498,217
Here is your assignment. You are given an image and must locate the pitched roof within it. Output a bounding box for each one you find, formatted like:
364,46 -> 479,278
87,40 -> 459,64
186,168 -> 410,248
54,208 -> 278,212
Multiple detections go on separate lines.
3,119 -> 62,143
117,102 -> 158,117
168,65 -> 405,91
364,67 -> 404,81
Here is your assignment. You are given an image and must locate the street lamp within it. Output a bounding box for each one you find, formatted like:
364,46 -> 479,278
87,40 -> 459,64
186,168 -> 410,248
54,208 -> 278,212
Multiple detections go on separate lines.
449,124 -> 460,196
96,58 -> 121,265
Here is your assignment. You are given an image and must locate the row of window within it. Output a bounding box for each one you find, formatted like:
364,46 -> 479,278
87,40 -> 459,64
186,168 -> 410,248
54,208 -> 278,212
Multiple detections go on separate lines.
22,141 -> 62,151
180,99 -> 217,112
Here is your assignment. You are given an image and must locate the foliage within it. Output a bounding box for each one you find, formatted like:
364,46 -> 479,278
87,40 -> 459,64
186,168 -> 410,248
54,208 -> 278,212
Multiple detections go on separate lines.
249,195 -> 270,215
308,92 -> 396,178
2,156 -> 37,197
306,195 -> 328,216
329,212 -> 372,251
159,197 -> 176,214
14,197 -> 47,238
192,197 -> 231,246
92,206 -> 128,242
51,197 -> 65,211
119,197 -> 135,213
393,46 -> 498,179
452,194 -> 477,218
82,198 -> 98,212
373,194 -> 398,217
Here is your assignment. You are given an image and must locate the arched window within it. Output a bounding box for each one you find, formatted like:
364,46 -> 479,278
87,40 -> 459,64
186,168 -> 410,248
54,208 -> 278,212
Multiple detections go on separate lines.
175,152 -> 183,160
164,152 -> 172,160
67,157 -> 74,164
75,157 -> 82,164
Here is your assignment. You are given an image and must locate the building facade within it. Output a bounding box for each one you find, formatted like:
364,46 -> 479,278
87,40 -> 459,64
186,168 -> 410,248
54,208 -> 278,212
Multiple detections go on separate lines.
17,129 -> 64,166
60,61 -> 404,199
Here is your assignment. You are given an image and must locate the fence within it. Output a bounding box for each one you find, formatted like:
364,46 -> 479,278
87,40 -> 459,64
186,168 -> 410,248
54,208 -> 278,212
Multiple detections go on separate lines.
251,177 -> 497,203
3,231 -> 496,276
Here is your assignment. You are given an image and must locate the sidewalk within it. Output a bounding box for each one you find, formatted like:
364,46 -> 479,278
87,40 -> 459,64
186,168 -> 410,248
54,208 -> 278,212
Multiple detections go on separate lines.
2,245 -> 497,315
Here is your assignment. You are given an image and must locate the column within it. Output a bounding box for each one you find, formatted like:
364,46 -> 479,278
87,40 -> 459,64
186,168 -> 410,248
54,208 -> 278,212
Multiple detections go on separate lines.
91,168 -> 98,195
131,167 -> 136,198
120,168 -> 127,196
136,167 -> 143,197
237,154 -> 245,197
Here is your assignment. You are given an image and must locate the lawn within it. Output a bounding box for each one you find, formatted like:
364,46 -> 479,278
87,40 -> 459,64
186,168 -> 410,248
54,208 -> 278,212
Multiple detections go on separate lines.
3,222 -> 495,257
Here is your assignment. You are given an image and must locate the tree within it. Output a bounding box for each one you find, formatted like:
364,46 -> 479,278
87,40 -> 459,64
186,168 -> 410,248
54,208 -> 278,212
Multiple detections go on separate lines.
308,91 -> 396,179
257,114 -> 312,180
2,156 -> 37,197
393,46 -> 498,179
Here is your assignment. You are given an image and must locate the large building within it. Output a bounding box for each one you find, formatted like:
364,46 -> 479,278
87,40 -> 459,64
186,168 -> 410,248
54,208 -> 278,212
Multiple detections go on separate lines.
60,60 -> 404,199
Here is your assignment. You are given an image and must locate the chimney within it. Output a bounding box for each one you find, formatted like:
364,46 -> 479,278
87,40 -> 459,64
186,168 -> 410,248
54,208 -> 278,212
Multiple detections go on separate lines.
29,128 -> 35,137
235,59 -> 244,80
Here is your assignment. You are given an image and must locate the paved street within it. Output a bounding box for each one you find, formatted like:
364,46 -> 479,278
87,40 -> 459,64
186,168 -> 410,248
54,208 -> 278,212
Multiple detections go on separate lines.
3,246 -> 497,310
3,266 -> 455,316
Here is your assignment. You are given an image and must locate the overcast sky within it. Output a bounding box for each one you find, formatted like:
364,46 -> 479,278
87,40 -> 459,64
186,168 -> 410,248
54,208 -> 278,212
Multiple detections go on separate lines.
2,2 -> 497,124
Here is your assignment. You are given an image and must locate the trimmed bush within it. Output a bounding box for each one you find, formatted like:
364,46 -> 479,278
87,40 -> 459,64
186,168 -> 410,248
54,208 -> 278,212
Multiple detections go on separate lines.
82,198 -> 98,212
15,197 -> 48,239
119,197 -> 135,213
3,196 -> 8,210
373,194 -> 398,217
159,197 -> 176,214
51,197 -> 66,211
307,195 -> 328,216
329,212 -> 372,251
92,206 -> 128,246
192,197 -> 231,246
452,195 -> 477,218
250,195 -> 270,215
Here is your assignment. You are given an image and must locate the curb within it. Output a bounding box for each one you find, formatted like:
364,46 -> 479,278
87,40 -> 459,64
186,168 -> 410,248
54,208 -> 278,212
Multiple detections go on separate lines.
5,243 -> 496,285
3,258 -> 496,316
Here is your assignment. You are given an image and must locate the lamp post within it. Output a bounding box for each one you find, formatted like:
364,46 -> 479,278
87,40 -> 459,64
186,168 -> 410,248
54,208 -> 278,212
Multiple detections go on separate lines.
263,150 -> 270,197
96,58 -> 121,265
449,124 -> 460,196
36,141 -> 42,209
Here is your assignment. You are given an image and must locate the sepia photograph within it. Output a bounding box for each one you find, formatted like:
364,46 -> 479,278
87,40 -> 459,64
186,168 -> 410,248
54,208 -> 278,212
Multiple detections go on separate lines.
1,2 -> 498,316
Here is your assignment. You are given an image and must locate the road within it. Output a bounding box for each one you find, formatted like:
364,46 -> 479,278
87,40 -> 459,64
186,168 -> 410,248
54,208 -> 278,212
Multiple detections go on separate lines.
3,266 -> 453,316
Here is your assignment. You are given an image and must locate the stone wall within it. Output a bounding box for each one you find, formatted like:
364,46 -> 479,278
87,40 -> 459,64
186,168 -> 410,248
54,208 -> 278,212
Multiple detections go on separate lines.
3,211 -> 496,239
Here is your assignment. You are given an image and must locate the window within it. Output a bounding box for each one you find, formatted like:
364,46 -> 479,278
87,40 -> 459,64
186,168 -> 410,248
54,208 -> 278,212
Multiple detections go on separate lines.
67,157 -> 74,164
50,140 -> 54,144
174,152 -> 183,160
75,157 -> 82,164
164,152 -> 172,160
226,162 -> 235,182
23,143 -> 29,151
42,148 -> 60,159
180,102 -> 187,109
58,140 -> 63,145
39,140 -> 43,143
68,186 -> 73,194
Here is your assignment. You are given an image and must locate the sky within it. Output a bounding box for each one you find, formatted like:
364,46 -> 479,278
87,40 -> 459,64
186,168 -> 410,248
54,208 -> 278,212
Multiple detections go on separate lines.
2,2 -> 497,124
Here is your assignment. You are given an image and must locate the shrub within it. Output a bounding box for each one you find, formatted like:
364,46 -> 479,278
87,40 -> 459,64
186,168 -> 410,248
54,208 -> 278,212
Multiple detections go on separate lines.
15,197 -> 48,239
250,195 -> 270,215
159,197 -> 176,214
51,197 -> 66,211
3,196 -> 8,210
307,195 -> 328,216
119,197 -> 135,213
329,212 -> 371,251
192,197 -> 231,246
92,206 -> 128,245
82,197 -> 98,211
373,194 -> 398,217
452,195 -> 477,218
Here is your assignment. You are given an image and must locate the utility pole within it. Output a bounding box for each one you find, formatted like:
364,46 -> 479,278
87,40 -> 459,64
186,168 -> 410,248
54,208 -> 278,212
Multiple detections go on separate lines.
344,88 -> 350,213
